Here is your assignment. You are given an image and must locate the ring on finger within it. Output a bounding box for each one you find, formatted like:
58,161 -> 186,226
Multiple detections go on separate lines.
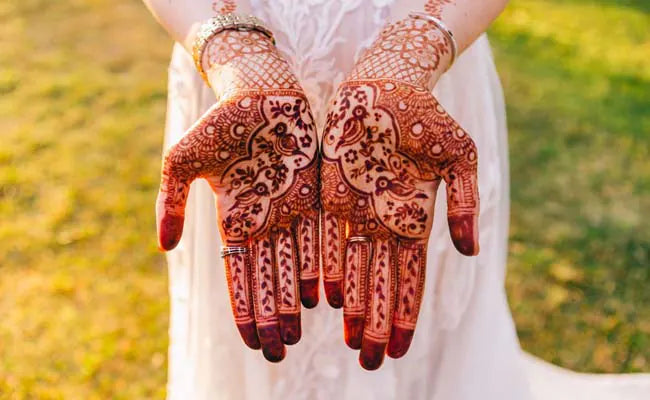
220,246 -> 248,258
348,236 -> 371,243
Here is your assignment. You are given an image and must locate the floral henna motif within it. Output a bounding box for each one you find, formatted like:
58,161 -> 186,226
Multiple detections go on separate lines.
424,0 -> 454,18
321,62 -> 479,368
156,31 -> 319,363
212,0 -> 236,15
350,18 -> 452,90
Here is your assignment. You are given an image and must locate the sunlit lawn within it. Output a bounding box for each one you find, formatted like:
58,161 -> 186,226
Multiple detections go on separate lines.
0,0 -> 648,397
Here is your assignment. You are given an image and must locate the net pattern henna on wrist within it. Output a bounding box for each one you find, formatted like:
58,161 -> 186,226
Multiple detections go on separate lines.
349,18 -> 450,89
203,30 -> 299,94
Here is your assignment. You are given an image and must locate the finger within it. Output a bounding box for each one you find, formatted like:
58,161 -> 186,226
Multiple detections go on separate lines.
321,211 -> 346,308
442,131 -> 480,256
387,240 -> 427,359
275,228 -> 301,345
343,237 -> 371,350
223,251 -> 261,349
250,237 -> 285,362
156,141 -> 202,251
297,216 -> 319,308
360,238 -> 396,370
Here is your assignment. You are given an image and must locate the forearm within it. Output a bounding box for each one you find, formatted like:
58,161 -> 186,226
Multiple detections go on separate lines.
350,0 -> 508,89
391,0 -> 509,53
141,0 -> 251,51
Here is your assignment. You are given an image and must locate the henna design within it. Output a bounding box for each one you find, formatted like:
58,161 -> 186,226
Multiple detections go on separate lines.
297,216 -> 320,308
224,252 -> 260,349
321,14 -> 479,367
424,0 -> 454,18
386,241 -> 426,359
350,18 -> 451,90
156,31 -> 318,362
360,238 -> 396,370
321,211 -> 346,308
203,30 -> 300,100
343,240 -> 370,350
212,0 -> 236,15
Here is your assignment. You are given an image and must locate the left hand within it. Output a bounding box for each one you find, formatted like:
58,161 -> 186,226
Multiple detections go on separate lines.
156,30 -> 320,362
320,17 -> 480,370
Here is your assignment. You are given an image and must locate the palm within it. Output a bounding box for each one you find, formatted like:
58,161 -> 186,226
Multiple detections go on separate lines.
320,79 -> 479,369
156,87 -> 320,362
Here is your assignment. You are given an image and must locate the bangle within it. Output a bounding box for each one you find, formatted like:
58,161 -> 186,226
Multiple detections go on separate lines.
408,11 -> 458,72
192,13 -> 276,86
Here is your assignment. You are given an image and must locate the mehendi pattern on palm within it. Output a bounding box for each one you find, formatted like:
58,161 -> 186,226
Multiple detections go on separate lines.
320,14 -> 479,371
156,30 -> 320,363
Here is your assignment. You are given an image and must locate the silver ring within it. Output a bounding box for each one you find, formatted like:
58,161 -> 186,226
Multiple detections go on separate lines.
220,246 -> 248,258
348,236 -> 371,243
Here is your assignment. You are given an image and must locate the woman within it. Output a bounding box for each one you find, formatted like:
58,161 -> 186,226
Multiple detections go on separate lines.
141,0 -> 650,399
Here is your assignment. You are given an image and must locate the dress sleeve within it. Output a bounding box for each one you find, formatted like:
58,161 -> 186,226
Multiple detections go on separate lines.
141,0 -> 253,51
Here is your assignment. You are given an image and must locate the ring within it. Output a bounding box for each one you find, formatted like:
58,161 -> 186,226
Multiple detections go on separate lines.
348,236 -> 371,243
220,246 -> 248,258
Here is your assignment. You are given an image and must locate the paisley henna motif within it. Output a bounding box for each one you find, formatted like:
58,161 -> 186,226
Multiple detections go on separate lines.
321,14 -> 479,370
156,30 -> 319,362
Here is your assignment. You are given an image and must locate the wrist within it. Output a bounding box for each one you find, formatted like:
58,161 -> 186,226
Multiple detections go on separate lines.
191,13 -> 277,88
202,30 -> 300,99
350,17 -> 452,90
203,30 -> 277,73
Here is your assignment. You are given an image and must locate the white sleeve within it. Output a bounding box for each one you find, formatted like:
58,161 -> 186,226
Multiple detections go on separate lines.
141,0 -> 253,52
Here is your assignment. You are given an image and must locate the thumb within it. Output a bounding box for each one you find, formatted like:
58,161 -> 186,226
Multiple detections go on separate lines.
441,135 -> 480,256
156,141 -> 201,251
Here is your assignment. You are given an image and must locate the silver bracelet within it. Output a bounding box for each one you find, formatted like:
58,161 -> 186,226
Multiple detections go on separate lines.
408,11 -> 458,72
192,13 -> 276,86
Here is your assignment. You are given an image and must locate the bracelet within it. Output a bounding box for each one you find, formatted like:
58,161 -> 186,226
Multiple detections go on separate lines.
408,11 -> 458,72
192,13 -> 276,86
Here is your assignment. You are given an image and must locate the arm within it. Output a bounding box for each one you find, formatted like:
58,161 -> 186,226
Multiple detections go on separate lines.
357,0 -> 509,89
321,0 -> 508,370
392,0 -> 509,55
143,1 -> 321,363
141,0 -> 251,51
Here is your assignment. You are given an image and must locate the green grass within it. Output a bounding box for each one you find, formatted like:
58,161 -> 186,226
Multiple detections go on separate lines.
0,0 -> 170,398
0,0 -> 648,397
491,0 -> 650,372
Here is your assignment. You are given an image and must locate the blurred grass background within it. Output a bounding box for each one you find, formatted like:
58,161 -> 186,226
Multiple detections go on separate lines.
0,0 -> 648,398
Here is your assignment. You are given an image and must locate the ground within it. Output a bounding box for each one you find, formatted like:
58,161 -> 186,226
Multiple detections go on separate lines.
0,0 -> 648,398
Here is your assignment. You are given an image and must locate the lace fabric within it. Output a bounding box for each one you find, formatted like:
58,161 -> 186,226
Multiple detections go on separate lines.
163,1 -> 650,399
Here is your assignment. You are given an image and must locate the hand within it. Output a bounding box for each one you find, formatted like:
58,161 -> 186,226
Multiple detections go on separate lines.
320,18 -> 479,370
156,30 -> 320,362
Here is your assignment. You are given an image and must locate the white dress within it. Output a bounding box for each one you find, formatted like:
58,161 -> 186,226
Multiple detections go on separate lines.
162,1 -> 650,399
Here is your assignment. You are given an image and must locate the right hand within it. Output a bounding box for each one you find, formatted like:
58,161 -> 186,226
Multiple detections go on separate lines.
320,17 -> 481,370
156,30 -> 320,362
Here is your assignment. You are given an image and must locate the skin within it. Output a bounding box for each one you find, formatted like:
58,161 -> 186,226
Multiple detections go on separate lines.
143,0 -> 509,369
321,15 -> 480,370
156,29 -> 320,362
